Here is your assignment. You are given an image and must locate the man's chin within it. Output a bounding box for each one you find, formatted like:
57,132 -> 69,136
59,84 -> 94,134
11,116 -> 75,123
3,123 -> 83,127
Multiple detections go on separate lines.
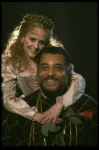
40,85 -> 57,98
40,83 -> 68,99
41,85 -> 64,99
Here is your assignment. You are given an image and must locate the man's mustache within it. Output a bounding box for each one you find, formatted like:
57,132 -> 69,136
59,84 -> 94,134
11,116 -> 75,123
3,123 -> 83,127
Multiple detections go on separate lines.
43,76 -> 59,81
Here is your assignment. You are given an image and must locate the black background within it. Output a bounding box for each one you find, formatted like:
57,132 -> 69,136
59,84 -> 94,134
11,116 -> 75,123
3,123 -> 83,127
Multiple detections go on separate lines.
2,2 -> 98,100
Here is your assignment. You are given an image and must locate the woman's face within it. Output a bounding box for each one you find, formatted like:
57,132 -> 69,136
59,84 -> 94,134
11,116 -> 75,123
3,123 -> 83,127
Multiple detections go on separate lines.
21,28 -> 48,59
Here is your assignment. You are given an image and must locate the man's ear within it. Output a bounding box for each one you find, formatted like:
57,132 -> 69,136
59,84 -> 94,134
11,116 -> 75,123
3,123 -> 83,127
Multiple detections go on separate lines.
67,64 -> 72,74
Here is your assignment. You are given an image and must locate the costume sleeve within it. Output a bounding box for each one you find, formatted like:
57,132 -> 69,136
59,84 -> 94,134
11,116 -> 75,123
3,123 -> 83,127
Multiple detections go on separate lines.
1,59 -> 38,121
56,64 -> 86,109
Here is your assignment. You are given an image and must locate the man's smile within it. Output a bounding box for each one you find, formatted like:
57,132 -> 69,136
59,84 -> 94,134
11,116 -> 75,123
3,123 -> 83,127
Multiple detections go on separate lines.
44,79 -> 59,85
42,77 -> 59,85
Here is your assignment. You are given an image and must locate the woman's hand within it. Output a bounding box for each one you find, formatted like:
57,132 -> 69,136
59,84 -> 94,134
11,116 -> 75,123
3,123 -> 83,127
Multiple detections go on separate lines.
33,112 -> 63,125
33,112 -> 46,123
41,101 -> 64,124
33,101 -> 64,124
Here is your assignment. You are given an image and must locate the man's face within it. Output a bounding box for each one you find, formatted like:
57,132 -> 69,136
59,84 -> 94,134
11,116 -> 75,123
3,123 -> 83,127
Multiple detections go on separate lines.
38,53 -> 67,97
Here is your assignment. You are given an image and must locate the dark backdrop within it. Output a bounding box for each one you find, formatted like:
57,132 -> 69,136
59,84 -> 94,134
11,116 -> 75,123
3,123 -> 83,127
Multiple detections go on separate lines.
2,2 -> 98,100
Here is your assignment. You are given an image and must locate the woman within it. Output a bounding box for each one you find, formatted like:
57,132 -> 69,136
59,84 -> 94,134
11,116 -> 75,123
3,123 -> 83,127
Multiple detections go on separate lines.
1,14 -> 85,125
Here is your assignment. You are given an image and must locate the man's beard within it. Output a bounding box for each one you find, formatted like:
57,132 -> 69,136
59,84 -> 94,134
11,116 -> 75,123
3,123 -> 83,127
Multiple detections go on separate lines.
39,76 -> 68,99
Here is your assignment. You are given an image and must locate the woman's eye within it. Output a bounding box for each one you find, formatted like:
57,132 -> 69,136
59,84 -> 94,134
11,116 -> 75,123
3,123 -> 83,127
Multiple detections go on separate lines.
30,38 -> 35,42
39,41 -> 45,45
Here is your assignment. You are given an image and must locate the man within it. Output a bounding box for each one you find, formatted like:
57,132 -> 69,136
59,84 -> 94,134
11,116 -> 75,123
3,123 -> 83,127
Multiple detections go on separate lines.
23,46 -> 97,146
23,46 -> 72,145
32,46 -> 72,125
2,46 -> 97,146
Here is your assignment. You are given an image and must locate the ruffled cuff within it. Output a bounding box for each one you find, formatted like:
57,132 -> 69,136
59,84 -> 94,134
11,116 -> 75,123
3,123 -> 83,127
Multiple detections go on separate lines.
56,74 -> 86,110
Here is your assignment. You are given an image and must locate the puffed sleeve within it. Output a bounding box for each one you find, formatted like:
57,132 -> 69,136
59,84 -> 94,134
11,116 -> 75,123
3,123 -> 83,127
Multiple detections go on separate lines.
56,64 -> 86,109
1,58 -> 38,120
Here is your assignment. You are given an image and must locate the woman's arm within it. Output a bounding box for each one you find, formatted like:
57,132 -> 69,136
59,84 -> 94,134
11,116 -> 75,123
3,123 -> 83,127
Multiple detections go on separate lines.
1,59 -> 38,121
56,64 -> 86,109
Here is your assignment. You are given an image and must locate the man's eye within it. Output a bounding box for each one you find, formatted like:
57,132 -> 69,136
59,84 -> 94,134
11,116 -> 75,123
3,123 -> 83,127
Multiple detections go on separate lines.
55,67 -> 62,70
41,66 -> 48,70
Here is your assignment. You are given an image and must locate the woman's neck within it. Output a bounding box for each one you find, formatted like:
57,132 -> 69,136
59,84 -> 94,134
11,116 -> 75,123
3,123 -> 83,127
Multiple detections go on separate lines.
25,51 -> 37,65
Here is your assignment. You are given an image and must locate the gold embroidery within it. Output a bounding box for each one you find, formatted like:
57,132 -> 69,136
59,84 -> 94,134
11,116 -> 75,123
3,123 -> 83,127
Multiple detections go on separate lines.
20,107 -> 38,113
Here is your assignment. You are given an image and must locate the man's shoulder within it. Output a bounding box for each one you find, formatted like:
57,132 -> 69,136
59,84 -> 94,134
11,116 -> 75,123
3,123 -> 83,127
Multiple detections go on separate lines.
72,93 -> 98,112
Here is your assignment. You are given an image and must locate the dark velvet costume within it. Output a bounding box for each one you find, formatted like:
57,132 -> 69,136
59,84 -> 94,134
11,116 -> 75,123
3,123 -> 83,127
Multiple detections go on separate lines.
2,88 -> 98,146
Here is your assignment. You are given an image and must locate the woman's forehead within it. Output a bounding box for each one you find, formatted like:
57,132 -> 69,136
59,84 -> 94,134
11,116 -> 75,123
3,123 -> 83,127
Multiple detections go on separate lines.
26,28 -> 50,39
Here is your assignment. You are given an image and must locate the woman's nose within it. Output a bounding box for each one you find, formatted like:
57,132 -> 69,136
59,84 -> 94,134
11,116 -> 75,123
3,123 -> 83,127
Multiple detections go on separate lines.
33,41 -> 39,49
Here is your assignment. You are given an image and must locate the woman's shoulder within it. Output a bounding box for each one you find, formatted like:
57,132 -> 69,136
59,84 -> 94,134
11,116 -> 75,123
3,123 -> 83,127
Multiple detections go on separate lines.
2,55 -> 19,76
2,54 -> 12,66
2,54 -> 7,63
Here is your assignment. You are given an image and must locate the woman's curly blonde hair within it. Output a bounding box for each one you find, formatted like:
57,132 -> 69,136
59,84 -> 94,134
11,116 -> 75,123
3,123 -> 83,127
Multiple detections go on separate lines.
2,14 -> 64,72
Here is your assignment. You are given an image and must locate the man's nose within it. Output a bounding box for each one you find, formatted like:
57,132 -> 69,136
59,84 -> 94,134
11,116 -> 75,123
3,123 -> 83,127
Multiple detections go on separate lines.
47,68 -> 56,76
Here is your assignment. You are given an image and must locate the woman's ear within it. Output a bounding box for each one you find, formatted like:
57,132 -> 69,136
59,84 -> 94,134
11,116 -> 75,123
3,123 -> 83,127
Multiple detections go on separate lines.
20,37 -> 24,45
21,37 -> 24,43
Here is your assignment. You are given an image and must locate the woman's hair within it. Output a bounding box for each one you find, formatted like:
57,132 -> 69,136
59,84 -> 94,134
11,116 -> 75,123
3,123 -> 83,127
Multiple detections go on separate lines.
2,14 -> 64,72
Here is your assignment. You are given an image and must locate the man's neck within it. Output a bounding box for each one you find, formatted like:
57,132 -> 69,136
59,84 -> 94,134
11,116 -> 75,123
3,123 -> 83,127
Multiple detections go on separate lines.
41,86 -> 68,100
41,90 -> 57,99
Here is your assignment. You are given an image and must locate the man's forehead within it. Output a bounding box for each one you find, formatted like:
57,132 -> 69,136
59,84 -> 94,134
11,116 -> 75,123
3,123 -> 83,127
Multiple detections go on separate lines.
40,53 -> 65,65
